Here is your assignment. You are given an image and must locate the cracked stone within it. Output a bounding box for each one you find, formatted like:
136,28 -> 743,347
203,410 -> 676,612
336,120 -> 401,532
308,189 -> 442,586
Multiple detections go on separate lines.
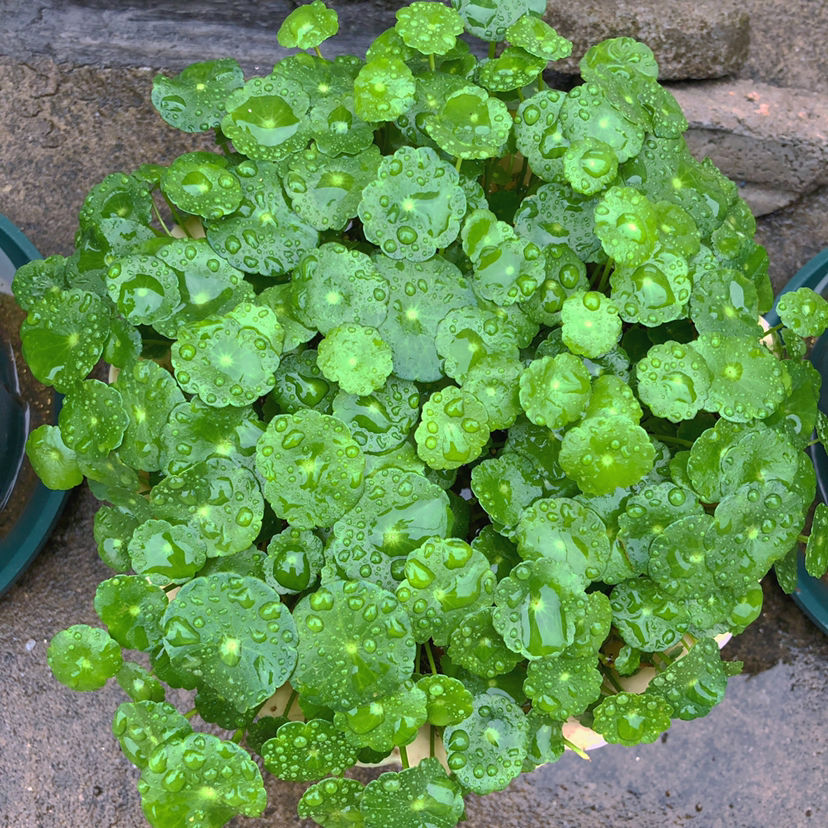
545,0 -> 750,80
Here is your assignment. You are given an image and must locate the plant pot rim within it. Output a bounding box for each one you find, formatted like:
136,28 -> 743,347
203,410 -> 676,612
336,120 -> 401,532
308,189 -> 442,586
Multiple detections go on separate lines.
0,214 -> 70,597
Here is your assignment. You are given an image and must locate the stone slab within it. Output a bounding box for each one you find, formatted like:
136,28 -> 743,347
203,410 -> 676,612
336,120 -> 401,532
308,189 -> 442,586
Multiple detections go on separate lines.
672,80 -> 828,196
545,0 -> 750,80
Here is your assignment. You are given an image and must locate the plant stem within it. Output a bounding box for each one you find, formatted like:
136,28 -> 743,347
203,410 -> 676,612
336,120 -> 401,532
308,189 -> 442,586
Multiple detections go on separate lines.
314,46 -> 324,59
183,708 -> 197,720
763,323 -> 784,337
602,668 -> 624,693
596,257 -> 614,294
429,53 -> 436,73
799,534 -> 810,545
562,738 -> 590,760
537,73 -> 544,91
400,744 -> 410,769
231,728 -> 244,743
515,155 -> 530,199
283,688 -> 298,718
516,87 -> 525,102
152,202 -> 173,236
455,156 -> 463,173
424,640 -> 438,675
649,434 -> 693,449
430,725 -> 436,758
488,41 -> 496,60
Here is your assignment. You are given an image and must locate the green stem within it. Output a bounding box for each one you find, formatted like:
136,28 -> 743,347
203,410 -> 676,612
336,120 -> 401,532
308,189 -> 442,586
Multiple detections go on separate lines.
282,688 -> 298,718
515,155 -> 530,198
314,46 -> 324,59
799,534 -> 810,545
649,434 -> 693,449
516,87 -> 525,102
454,156 -> 463,173
763,323 -> 784,337
162,195 -> 187,233
596,257 -> 614,294
563,738 -> 590,760
537,73 -> 544,92
602,668 -> 624,693
183,708 -> 197,720
231,728 -> 244,743
429,53 -> 436,73
430,725 -> 436,758
152,202 -> 173,237
488,41 -> 496,60
400,744 -> 410,769
424,641 -> 438,675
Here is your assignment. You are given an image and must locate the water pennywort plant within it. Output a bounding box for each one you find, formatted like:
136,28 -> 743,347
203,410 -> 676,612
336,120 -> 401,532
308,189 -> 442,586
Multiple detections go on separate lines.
14,1 -> 828,825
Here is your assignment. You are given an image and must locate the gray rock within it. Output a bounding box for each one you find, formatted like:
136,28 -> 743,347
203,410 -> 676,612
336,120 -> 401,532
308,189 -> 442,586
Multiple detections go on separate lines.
672,80 -> 828,199
737,184 -> 799,217
545,0 -> 750,80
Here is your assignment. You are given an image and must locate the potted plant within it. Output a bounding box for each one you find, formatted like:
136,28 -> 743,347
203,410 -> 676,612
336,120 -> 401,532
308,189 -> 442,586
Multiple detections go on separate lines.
13,1 -> 828,825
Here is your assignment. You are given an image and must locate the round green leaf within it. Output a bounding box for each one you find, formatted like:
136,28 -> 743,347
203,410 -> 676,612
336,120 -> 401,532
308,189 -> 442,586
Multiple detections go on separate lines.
414,386 -> 490,470
221,76 -> 311,162
362,757 -> 464,828
518,353 -> 591,429
592,692 -> 673,746
162,573 -> 297,711
20,288 -> 109,393
262,719 -> 358,781
318,324 -> 394,396
358,146 -> 466,261
444,692 -> 528,795
172,304 -> 283,408
333,679 -> 427,752
636,340 -> 712,423
561,290 -> 622,358
114,358 -> 185,472
277,1 -> 339,50
58,379 -> 128,459
559,415 -> 656,496
448,607 -> 523,678
94,575 -> 167,651
161,152 -> 242,220
776,287 -> 828,338
610,578 -> 688,651
47,624 -> 122,692
478,46 -> 546,92
418,674 -> 474,727
523,654 -> 603,719
205,159 -> 319,277
116,661 -> 166,703
137,732 -> 266,826
25,424 -> 83,490
492,559 -> 586,659
396,536 -> 496,644
515,497 -> 611,585
450,0 -> 546,43
264,526 -> 324,595
255,409 -> 365,529
160,398 -> 264,476
594,186 -> 659,267
151,59 -> 244,132
353,57 -> 416,122
291,579 -> 416,710
285,144 -> 382,231
691,333 -> 789,422
128,519 -> 208,585
514,90 -> 568,183
395,2 -> 465,55
106,254 -> 180,326
292,242 -> 389,334
151,457 -> 264,556
112,700 -> 192,768
332,376 -> 420,454
424,84 -> 512,159
563,137 -> 618,196
297,777 -> 365,828
508,14 -> 572,59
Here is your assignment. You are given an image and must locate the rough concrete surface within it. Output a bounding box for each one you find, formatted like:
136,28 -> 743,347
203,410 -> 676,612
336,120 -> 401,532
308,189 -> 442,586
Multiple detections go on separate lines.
545,0 -> 751,80
1,2 -> 827,827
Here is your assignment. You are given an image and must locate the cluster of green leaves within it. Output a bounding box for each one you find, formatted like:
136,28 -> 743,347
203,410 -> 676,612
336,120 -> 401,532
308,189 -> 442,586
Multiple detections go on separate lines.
17,2 -> 828,827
